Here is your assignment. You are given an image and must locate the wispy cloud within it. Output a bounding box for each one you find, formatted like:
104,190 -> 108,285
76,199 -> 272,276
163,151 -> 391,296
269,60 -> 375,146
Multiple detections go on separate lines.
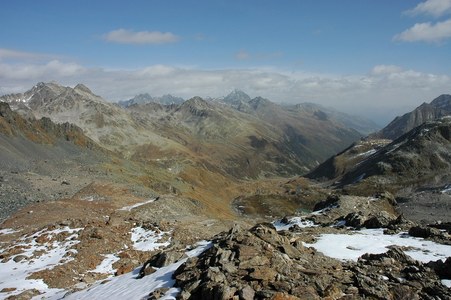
0,48 -> 56,61
371,65 -> 404,75
103,29 -> 179,45
234,49 -> 283,61
394,19 -> 451,43
405,0 -> 451,17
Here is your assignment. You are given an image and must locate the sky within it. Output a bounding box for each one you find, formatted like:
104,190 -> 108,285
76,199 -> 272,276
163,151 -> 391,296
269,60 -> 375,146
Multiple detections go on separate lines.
1,0 -> 451,125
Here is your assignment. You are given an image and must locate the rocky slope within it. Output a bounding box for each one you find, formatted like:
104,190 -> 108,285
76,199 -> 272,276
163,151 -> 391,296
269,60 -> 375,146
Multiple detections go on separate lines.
0,101 -> 112,221
337,117 -> 451,191
306,116 -> 451,224
376,94 -> 451,140
0,82 -> 180,154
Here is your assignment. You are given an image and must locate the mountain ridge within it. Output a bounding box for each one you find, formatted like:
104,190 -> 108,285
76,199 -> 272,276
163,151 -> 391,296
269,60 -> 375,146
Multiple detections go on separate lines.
375,94 -> 451,140
1,82 -> 363,178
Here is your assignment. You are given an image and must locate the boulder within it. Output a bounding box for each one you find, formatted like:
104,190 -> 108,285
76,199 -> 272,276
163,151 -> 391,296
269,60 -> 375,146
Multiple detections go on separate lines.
313,194 -> 339,211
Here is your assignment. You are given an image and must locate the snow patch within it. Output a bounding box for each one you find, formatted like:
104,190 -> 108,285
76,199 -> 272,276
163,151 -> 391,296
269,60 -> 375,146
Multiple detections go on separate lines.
118,198 -> 156,211
305,228 -> 451,263
0,228 -> 19,235
442,279 -> 451,288
441,184 -> 451,194
88,254 -> 120,275
131,226 -> 171,251
356,149 -> 377,157
273,217 -> 316,231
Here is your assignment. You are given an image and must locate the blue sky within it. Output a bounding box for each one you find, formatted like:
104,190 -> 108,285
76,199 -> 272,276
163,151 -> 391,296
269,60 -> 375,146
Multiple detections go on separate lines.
1,0 -> 451,124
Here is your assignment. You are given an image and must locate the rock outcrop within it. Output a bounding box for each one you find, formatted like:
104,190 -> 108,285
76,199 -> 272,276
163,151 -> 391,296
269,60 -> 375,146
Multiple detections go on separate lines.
172,223 -> 451,299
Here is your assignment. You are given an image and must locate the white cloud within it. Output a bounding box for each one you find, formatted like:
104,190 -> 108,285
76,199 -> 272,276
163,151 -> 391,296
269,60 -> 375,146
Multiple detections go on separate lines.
394,19 -> 451,42
103,29 -> 179,45
0,60 -> 86,80
371,65 -> 404,75
406,0 -> 451,17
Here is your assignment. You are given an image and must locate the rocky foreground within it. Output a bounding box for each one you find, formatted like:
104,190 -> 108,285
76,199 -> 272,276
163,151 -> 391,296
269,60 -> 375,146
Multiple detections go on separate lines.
144,194 -> 451,300
171,223 -> 450,300
0,193 -> 450,299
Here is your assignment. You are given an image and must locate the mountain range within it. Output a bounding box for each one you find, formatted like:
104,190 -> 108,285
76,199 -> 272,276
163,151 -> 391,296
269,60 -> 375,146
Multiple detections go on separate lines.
1,82 -> 367,179
307,94 -> 451,199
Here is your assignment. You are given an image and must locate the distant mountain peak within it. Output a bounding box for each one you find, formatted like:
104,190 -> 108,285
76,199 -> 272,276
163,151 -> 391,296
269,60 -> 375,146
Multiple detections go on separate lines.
74,83 -> 93,94
430,94 -> 451,109
376,94 -> 451,140
118,93 -> 184,107
184,96 -> 209,107
224,90 -> 251,103
249,96 -> 272,110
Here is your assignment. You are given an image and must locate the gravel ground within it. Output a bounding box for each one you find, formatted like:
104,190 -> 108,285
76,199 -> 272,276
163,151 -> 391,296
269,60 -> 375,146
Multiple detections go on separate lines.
397,190 -> 451,225
0,136 -> 109,223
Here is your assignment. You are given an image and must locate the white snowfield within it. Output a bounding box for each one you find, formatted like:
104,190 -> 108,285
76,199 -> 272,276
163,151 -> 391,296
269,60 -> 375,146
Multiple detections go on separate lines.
304,228 -> 451,263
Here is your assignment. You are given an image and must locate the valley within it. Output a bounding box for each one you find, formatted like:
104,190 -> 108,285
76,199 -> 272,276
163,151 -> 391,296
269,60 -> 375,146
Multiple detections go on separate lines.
0,83 -> 450,299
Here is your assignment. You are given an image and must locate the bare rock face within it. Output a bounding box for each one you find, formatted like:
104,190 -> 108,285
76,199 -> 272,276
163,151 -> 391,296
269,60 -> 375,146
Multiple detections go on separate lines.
377,94 -> 451,140
172,223 -> 451,300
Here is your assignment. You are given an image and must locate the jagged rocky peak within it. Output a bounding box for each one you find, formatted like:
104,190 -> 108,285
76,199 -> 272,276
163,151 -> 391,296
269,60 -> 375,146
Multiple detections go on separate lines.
177,96 -> 213,117
248,96 -> 272,110
74,83 -> 93,94
184,96 -> 210,108
377,94 -> 451,140
223,89 -> 251,103
430,94 -> 451,109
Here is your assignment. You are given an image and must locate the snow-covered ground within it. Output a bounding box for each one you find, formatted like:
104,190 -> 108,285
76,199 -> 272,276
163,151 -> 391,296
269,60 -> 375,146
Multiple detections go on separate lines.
305,228 -> 451,289
304,228 -> 451,263
0,227 -> 82,299
88,254 -> 120,275
0,224 -> 174,299
131,226 -> 171,251
275,217 -> 451,288
47,240 -> 212,300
